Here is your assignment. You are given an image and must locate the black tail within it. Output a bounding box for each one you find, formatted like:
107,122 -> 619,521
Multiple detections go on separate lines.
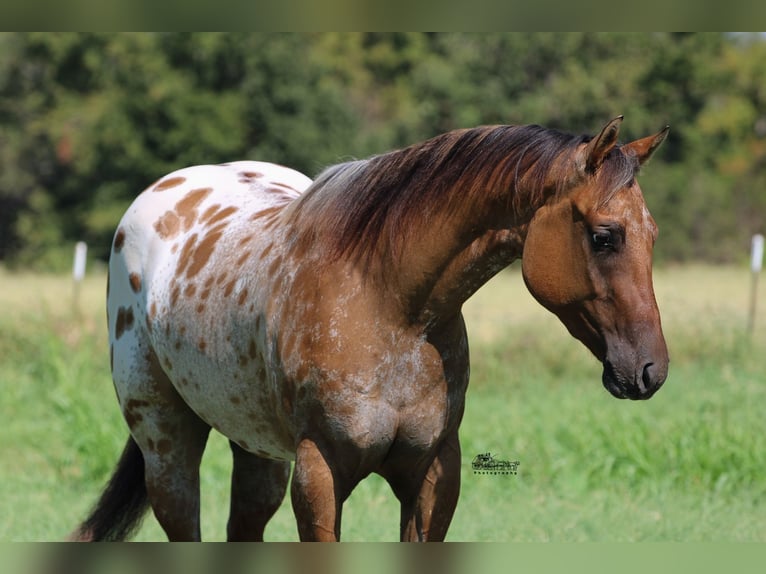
70,436 -> 150,541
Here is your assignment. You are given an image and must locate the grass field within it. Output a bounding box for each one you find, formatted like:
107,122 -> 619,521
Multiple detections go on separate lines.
1,263 -> 765,541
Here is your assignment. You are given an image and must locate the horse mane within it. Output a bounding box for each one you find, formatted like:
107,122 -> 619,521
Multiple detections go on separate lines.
286,124 -> 639,266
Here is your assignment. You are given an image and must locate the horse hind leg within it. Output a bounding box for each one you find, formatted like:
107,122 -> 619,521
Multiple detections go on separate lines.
227,441 -> 290,541
115,345 -> 211,541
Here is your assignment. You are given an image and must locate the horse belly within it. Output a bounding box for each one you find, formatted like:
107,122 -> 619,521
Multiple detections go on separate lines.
163,352 -> 295,461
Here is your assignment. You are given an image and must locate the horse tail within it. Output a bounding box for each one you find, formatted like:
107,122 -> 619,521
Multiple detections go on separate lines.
70,436 -> 149,541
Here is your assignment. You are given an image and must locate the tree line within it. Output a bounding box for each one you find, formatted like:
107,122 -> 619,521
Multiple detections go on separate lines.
1,32 -> 764,268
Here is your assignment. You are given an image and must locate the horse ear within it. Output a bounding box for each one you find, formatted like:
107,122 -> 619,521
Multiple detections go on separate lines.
622,125 -> 670,166
580,116 -> 623,173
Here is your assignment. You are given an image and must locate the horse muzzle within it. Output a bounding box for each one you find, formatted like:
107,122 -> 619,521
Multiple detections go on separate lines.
601,358 -> 667,400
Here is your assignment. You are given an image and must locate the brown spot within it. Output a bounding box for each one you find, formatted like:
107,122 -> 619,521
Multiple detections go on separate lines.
216,272 -> 229,286
224,278 -> 237,298
262,216 -> 280,231
156,439 -> 172,454
200,287 -> 211,301
198,338 -> 207,352
180,377 -> 189,386
154,210 -> 181,240
184,283 -> 197,298
205,205 -> 238,228
238,171 -> 264,181
171,243 -> 179,254
179,325 -> 186,336
113,228 -> 126,252
230,396 -> 241,405
272,181 -> 300,194
176,233 -> 198,277
196,303 -> 205,314
237,288 -> 249,306
150,302 -> 158,319
236,250 -> 251,267
129,272 -> 142,293
185,223 -> 227,278
238,234 -> 253,247
238,354 -> 249,367
249,206 -> 281,221
114,306 -> 135,340
175,340 -> 182,350
265,188 -> 293,203
153,176 -> 186,192
126,399 -> 150,410
170,284 -> 181,307
176,187 -> 213,231
163,356 -> 173,371
199,204 -> 223,225
123,399 -> 150,430
260,243 -> 274,260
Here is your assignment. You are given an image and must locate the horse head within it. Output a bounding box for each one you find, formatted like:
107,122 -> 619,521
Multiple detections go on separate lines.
522,117 -> 669,400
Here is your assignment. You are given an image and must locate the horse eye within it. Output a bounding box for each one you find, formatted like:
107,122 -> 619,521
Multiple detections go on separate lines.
591,230 -> 614,251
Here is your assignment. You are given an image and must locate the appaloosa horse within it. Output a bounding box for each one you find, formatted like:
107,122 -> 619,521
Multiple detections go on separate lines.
72,116 -> 669,541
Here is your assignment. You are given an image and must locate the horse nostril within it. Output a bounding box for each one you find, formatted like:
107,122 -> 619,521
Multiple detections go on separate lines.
642,362 -> 656,388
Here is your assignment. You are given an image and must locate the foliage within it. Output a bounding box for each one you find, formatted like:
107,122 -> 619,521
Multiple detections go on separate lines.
1,33 -> 765,268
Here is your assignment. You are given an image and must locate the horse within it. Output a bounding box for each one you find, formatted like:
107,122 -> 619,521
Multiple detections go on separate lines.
71,116 -> 669,542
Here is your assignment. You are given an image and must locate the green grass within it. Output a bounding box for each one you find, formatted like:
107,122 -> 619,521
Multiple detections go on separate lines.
1,264 -> 765,541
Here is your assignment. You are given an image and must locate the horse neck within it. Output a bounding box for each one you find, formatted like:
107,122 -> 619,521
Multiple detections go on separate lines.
373,188 -> 530,330
286,126 -> 578,331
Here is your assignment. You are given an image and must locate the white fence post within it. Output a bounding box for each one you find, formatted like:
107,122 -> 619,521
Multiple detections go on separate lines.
72,241 -> 87,316
748,234 -> 763,335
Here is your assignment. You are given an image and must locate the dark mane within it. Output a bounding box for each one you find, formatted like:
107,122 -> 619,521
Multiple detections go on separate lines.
286,124 -> 637,266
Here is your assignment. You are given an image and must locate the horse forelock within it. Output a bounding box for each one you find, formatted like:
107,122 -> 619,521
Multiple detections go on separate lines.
591,144 -> 642,209
288,124 -> 636,267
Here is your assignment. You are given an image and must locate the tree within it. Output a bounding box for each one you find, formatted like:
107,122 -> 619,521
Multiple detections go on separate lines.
1,33 -> 765,268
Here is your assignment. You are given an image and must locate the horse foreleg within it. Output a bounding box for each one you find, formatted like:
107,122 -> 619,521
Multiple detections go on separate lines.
290,438 -> 343,541
227,441 -> 291,541
399,431 -> 462,542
